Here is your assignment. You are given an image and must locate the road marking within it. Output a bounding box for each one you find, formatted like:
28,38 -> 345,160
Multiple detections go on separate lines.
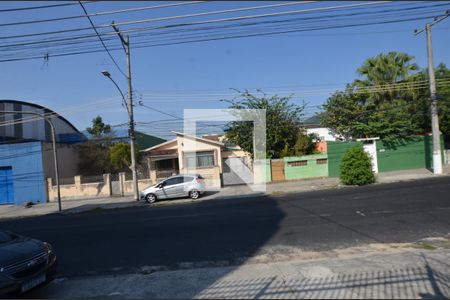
356,210 -> 366,217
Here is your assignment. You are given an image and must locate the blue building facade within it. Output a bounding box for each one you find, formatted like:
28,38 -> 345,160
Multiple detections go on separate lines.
0,142 -> 46,205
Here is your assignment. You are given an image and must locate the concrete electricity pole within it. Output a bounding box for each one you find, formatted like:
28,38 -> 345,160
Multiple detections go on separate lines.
415,11 -> 449,175
425,24 -> 442,175
112,22 -> 139,200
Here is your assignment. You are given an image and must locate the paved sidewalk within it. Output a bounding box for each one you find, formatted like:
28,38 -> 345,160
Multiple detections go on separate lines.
0,167 -> 448,221
28,240 -> 450,299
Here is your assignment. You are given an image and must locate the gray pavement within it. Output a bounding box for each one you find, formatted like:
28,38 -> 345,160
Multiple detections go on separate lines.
1,168 -> 448,221
28,245 -> 450,299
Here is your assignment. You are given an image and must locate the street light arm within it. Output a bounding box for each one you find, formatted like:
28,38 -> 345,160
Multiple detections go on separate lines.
104,75 -> 129,113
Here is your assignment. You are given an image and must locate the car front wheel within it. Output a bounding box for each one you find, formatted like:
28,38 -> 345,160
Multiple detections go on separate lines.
189,189 -> 200,200
145,193 -> 157,204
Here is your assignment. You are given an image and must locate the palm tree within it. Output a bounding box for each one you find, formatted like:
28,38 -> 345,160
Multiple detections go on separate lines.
354,52 -> 419,104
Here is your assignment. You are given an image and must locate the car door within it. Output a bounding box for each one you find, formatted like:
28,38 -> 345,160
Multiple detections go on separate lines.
160,177 -> 181,199
155,178 -> 176,199
153,179 -> 168,199
173,176 -> 192,197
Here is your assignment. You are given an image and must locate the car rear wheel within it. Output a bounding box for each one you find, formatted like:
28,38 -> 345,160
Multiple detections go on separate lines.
189,189 -> 200,200
145,193 -> 157,204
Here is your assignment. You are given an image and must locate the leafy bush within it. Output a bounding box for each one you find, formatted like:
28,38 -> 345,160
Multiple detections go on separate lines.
340,146 -> 376,185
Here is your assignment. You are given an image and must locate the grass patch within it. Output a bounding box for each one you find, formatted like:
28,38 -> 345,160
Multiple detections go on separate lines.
413,241 -> 437,250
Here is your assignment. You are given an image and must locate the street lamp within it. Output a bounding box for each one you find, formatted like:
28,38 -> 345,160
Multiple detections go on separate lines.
101,70 -> 128,111
101,70 -> 140,201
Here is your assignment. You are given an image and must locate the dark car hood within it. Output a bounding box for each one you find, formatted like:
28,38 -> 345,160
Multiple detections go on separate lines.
0,237 -> 44,268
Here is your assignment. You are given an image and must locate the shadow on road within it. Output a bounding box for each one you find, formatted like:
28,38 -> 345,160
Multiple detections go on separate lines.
4,195 -> 285,298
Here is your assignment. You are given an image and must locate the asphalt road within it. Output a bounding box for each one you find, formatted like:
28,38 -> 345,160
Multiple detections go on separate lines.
1,177 -> 449,277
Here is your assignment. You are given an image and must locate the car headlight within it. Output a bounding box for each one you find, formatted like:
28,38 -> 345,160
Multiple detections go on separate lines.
43,242 -> 53,255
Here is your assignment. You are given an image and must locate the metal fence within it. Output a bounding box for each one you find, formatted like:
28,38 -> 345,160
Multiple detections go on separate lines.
156,170 -> 177,179
124,172 -> 133,181
81,174 -> 105,184
59,177 -> 75,185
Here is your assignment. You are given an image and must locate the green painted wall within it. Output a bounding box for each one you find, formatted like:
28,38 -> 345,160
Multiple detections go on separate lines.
377,136 -> 444,172
327,141 -> 363,178
263,160 -> 272,182
283,154 -> 328,180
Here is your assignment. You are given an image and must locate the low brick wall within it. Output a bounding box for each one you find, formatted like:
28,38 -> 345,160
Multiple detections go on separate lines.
122,179 -> 153,195
47,174 -> 112,201
284,154 -> 329,180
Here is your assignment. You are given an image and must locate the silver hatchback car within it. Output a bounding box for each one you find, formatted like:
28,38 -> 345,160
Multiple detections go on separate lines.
140,174 -> 206,203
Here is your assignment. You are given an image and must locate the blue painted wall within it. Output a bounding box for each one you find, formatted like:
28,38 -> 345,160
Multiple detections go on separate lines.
0,142 -> 46,205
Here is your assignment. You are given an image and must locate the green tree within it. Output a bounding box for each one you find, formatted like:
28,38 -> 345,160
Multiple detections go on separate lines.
340,146 -> 375,186
321,52 -> 428,141
411,63 -> 450,140
109,142 -> 142,171
110,142 -> 131,171
224,90 -> 308,159
320,87 -> 366,140
78,116 -> 114,175
77,142 -> 113,176
86,116 -> 112,138
293,133 -> 318,156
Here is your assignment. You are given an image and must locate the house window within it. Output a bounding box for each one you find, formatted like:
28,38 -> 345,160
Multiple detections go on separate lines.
157,159 -> 173,170
288,160 -> 307,167
184,151 -> 215,169
316,158 -> 328,165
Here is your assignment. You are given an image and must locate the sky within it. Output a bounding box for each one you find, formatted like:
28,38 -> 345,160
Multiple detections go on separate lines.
1,1 -> 450,140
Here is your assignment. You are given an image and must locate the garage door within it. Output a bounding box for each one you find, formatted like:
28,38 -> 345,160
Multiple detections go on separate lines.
0,166 -> 14,204
222,157 -> 253,186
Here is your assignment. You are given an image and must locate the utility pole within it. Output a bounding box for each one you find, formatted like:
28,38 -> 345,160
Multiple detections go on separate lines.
112,22 -> 139,200
425,24 -> 442,175
415,11 -> 449,175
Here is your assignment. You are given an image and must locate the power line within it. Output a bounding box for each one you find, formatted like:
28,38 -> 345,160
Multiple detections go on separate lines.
1,13 -> 445,64
0,1 -> 86,13
0,1 -> 304,28
0,1 -> 444,56
138,103 -> 182,120
100,1 -> 318,29
107,1 -> 392,35
2,2 -> 445,51
78,1 -> 127,78
0,0 -> 392,41
3,3 -> 450,58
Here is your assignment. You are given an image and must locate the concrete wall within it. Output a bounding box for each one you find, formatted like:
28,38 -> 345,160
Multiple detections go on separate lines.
284,154 -> 328,180
47,174 -> 112,201
328,136 -> 445,177
0,142 -> 47,205
122,178 -> 153,195
253,159 -> 272,183
377,136 -> 444,172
